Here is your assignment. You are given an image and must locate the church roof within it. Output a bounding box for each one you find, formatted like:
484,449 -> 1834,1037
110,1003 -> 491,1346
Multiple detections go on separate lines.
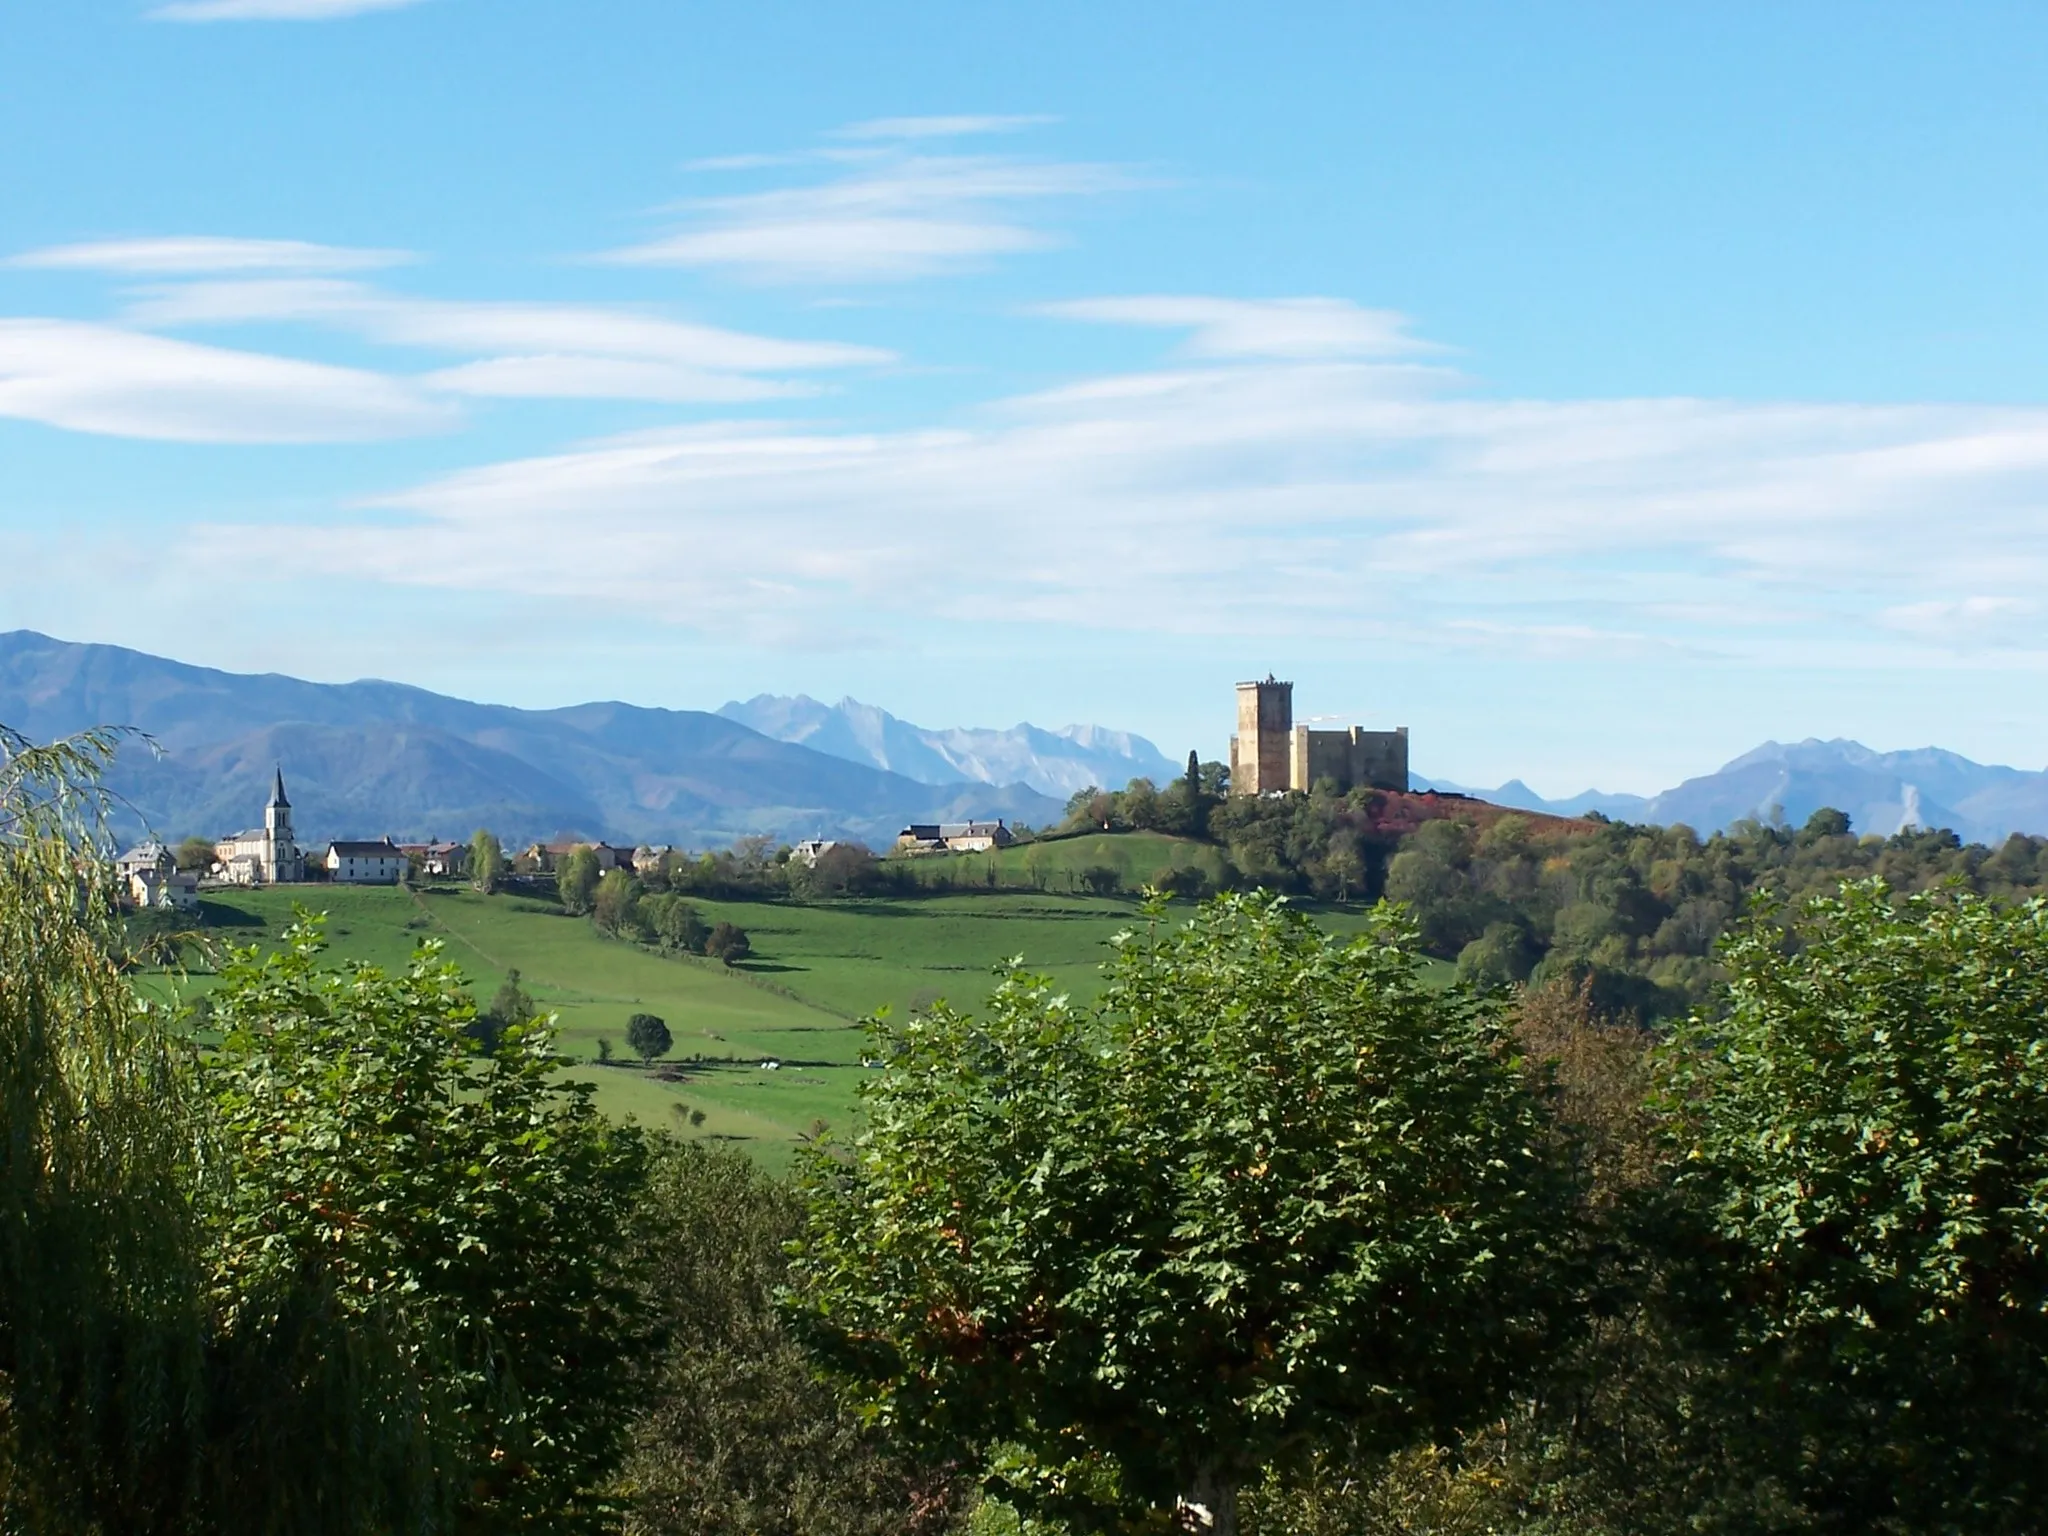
269,766 -> 290,809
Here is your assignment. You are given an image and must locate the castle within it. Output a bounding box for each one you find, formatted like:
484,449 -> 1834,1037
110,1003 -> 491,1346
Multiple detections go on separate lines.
1228,677 -> 1409,796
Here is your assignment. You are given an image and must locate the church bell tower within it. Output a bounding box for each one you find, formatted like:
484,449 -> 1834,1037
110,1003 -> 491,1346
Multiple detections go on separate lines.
265,766 -> 299,882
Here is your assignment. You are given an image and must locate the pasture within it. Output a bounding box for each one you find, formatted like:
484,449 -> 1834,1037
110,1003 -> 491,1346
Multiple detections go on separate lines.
150,868 -> 1428,1164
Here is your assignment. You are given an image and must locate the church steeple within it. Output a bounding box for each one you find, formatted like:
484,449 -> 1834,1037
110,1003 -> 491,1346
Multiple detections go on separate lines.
264,766 -> 297,882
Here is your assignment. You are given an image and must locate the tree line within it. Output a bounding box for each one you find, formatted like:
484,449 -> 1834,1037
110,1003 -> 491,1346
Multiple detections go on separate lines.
1066,772 -> 2048,1019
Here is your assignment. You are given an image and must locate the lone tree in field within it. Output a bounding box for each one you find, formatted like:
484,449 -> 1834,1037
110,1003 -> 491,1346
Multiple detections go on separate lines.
626,1012 -> 672,1064
792,894 -> 1583,1536
704,921 -> 751,967
469,828 -> 504,894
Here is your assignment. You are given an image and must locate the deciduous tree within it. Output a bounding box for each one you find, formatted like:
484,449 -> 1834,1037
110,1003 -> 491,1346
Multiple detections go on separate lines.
627,1012 -> 673,1064
558,845 -> 601,915
792,894 -> 1583,1536
204,921 -> 653,1533
1663,881 -> 2048,1531
470,827 -> 505,894
705,921 -> 752,967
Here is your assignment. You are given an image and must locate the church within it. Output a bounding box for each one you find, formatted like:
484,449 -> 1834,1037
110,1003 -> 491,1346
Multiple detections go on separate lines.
213,768 -> 306,884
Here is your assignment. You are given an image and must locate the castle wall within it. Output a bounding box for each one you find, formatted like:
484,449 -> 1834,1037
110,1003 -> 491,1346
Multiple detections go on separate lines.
1288,725 -> 1410,794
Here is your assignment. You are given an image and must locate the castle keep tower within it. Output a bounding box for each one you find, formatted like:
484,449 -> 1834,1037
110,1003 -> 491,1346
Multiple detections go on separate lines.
1230,676 -> 1294,795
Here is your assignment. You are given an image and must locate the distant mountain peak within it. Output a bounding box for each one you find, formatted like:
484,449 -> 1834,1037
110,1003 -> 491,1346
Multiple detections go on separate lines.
718,694 -> 1179,798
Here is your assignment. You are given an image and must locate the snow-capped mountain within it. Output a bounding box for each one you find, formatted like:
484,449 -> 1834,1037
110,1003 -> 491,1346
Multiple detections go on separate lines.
718,694 -> 1182,799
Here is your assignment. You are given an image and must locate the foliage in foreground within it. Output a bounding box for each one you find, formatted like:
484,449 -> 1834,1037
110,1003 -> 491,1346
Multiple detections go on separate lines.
0,725 -> 655,1535
624,1140 -> 965,1536
0,725 -> 203,1527
1664,882 -> 2048,1532
203,920 -> 653,1534
793,894 -> 1584,1535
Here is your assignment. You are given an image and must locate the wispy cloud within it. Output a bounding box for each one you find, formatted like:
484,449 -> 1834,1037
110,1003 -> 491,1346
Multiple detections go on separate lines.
1042,296 -> 1438,360
0,319 -> 451,442
247,313 -> 2048,660
150,0 -> 430,20
834,115 -> 1057,141
1881,594 -> 2039,645
12,236 -> 412,274
605,126 -> 1131,283
0,252 -> 893,439
126,278 -> 889,370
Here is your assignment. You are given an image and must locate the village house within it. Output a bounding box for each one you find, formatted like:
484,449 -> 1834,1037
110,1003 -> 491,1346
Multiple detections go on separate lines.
114,841 -> 199,910
326,839 -> 407,885
518,839 -> 628,873
790,838 -> 840,867
894,820 -> 1016,854
398,840 -> 468,878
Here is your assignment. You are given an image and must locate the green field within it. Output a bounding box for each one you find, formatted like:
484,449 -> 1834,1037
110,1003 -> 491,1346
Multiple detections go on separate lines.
909,829 -> 1237,894
147,864 -> 1425,1165
148,883 -> 1162,1165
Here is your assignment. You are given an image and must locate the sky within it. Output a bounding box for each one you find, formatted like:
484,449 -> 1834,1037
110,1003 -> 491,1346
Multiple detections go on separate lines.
5,1 -> 2048,795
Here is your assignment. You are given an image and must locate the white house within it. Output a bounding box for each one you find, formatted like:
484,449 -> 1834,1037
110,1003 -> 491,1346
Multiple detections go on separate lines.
326,839 -> 407,885
790,838 -> 840,867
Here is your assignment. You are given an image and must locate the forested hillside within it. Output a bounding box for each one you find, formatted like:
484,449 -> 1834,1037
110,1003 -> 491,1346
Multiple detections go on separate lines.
1063,775 -> 2048,1018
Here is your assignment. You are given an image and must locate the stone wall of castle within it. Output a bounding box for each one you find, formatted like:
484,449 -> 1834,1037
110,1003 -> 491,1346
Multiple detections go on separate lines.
1289,725 -> 1409,795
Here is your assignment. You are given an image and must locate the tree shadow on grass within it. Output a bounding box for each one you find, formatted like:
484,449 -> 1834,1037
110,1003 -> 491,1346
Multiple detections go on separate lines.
197,899 -> 265,929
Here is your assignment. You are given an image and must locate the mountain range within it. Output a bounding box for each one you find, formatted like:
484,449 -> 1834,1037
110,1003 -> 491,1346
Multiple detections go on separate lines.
717,694 -> 1181,798
1425,738 -> 2048,844
0,631 -> 1063,848
4,629 -> 2045,851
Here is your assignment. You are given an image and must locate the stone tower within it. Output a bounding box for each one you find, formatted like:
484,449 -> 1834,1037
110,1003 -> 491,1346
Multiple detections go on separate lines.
1231,676 -> 1293,795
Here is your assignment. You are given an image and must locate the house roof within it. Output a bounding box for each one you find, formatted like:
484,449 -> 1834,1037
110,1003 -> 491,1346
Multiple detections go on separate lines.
327,840 -> 402,857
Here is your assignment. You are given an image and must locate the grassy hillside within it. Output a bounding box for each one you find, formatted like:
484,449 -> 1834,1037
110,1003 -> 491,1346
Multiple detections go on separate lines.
146,883 -> 1161,1165
145,871 -> 1429,1166
907,829 -> 1236,893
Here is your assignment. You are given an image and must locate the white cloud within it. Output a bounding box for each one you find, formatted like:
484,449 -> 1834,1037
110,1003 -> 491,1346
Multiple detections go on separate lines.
1042,296 -> 1437,360
246,331 -> 2048,660
605,138 -> 1131,283
11,236 -> 411,274
0,319 -> 451,442
151,0 -> 429,19
128,278 -> 889,368
419,356 -> 815,404
1881,595 -> 2038,642
834,115 -> 1057,141
121,277 -> 888,403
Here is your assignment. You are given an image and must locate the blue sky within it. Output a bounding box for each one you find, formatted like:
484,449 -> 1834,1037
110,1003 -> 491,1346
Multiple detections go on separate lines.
5,1 -> 2048,794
